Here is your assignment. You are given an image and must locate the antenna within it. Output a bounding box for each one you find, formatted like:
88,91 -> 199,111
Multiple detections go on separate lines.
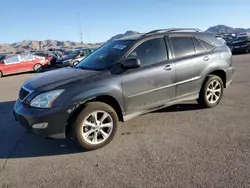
77,13 -> 83,44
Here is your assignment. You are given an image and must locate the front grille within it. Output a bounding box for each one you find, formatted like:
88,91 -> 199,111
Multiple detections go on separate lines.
19,87 -> 30,101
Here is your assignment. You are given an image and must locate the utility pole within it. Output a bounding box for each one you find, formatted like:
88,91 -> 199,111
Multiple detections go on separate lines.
77,13 -> 83,44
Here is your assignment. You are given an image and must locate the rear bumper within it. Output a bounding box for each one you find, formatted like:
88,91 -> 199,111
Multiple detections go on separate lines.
232,45 -> 249,53
226,67 -> 234,88
13,99 -> 69,139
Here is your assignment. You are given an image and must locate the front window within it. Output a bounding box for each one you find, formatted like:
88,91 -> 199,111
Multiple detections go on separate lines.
76,40 -> 134,70
4,56 -> 19,64
127,38 -> 168,66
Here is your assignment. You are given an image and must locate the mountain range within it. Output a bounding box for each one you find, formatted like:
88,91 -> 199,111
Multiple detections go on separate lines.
0,40 -> 103,53
1,25 -> 250,53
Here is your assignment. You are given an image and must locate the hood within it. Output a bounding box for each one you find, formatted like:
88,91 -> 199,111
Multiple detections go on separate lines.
23,67 -> 103,91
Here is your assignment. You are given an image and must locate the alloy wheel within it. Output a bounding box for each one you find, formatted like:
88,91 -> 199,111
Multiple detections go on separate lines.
206,80 -> 222,104
81,111 -> 113,145
34,64 -> 42,72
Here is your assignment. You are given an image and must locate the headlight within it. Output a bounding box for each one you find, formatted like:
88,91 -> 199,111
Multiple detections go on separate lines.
30,89 -> 64,108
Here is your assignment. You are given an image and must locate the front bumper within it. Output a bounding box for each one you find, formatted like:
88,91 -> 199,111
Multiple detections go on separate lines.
13,100 -> 69,139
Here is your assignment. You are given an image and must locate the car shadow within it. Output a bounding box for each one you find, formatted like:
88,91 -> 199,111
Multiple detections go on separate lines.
0,101 -> 202,159
0,101 -> 82,159
152,103 -> 202,113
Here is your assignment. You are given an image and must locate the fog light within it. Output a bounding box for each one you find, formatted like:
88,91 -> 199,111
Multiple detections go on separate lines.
32,123 -> 48,129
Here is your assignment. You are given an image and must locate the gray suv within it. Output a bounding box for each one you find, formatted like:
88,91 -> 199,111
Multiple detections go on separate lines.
14,28 -> 234,150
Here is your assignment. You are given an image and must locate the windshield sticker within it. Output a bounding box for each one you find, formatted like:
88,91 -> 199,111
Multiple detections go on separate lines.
113,44 -> 126,50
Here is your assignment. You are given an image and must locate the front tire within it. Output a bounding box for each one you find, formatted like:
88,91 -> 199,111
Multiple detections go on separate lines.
0,71 -> 2,78
73,102 -> 119,151
197,75 -> 224,108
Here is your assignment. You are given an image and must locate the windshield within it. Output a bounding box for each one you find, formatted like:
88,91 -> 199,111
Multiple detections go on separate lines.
76,40 -> 134,70
68,50 -> 80,57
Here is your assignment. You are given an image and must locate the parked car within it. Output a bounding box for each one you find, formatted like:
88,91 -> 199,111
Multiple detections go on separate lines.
229,35 -> 250,54
0,55 -> 6,61
14,28 -> 234,151
0,54 -> 50,77
56,48 -> 92,67
70,48 -> 92,66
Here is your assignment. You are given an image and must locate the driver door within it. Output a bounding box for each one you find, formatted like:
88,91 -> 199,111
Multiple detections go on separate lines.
3,55 -> 22,74
121,37 -> 176,114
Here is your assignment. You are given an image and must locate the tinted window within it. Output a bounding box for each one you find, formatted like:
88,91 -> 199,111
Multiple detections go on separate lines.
193,38 -> 206,54
81,49 -> 92,57
236,36 -> 248,41
68,50 -> 80,58
5,56 -> 19,64
198,38 -> 215,51
170,36 -> 195,58
76,40 -> 134,70
0,55 -> 6,61
127,38 -> 168,66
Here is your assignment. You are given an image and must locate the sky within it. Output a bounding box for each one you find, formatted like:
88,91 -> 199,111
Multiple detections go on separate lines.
1,0 -> 250,44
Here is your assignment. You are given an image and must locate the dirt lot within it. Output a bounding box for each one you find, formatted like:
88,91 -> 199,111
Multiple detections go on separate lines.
0,54 -> 249,188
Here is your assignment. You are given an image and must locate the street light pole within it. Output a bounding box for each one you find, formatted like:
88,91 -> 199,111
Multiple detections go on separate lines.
77,13 -> 83,44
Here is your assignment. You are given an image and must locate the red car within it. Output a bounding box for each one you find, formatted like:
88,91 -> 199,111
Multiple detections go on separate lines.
0,54 -> 51,77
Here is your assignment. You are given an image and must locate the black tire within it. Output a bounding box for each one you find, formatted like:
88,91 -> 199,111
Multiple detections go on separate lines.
33,63 -> 43,73
197,75 -> 224,108
73,102 -> 119,151
0,71 -> 2,78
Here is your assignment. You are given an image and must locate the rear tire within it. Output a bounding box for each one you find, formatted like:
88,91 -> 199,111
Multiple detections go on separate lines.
73,102 -> 119,151
0,71 -> 2,78
197,75 -> 224,108
33,63 -> 43,73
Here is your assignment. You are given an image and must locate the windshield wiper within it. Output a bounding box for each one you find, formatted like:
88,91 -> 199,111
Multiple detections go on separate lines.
76,66 -> 102,71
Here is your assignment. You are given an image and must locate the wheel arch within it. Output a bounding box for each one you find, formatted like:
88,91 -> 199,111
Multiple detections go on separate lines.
66,94 -> 124,137
202,69 -> 227,88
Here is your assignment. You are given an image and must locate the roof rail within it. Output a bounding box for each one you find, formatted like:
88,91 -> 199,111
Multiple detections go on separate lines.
145,28 -> 202,36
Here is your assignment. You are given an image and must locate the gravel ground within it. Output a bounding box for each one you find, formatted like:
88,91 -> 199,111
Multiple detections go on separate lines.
0,54 -> 249,188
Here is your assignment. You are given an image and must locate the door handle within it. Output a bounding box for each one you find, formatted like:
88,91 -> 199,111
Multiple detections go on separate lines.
164,64 -> 172,71
203,56 -> 210,61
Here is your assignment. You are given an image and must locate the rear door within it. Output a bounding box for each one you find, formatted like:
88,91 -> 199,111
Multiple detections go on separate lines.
169,35 -> 215,98
20,55 -> 38,71
122,37 -> 176,114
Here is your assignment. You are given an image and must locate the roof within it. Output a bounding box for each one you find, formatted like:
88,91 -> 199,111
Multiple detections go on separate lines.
116,33 -> 145,41
115,28 -> 223,47
115,28 -> 212,41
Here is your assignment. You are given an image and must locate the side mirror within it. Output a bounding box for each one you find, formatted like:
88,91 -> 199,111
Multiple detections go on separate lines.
122,58 -> 141,70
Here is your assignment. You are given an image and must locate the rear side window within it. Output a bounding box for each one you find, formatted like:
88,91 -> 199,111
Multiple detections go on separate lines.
197,38 -> 215,52
192,37 -> 206,54
170,36 -> 195,59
